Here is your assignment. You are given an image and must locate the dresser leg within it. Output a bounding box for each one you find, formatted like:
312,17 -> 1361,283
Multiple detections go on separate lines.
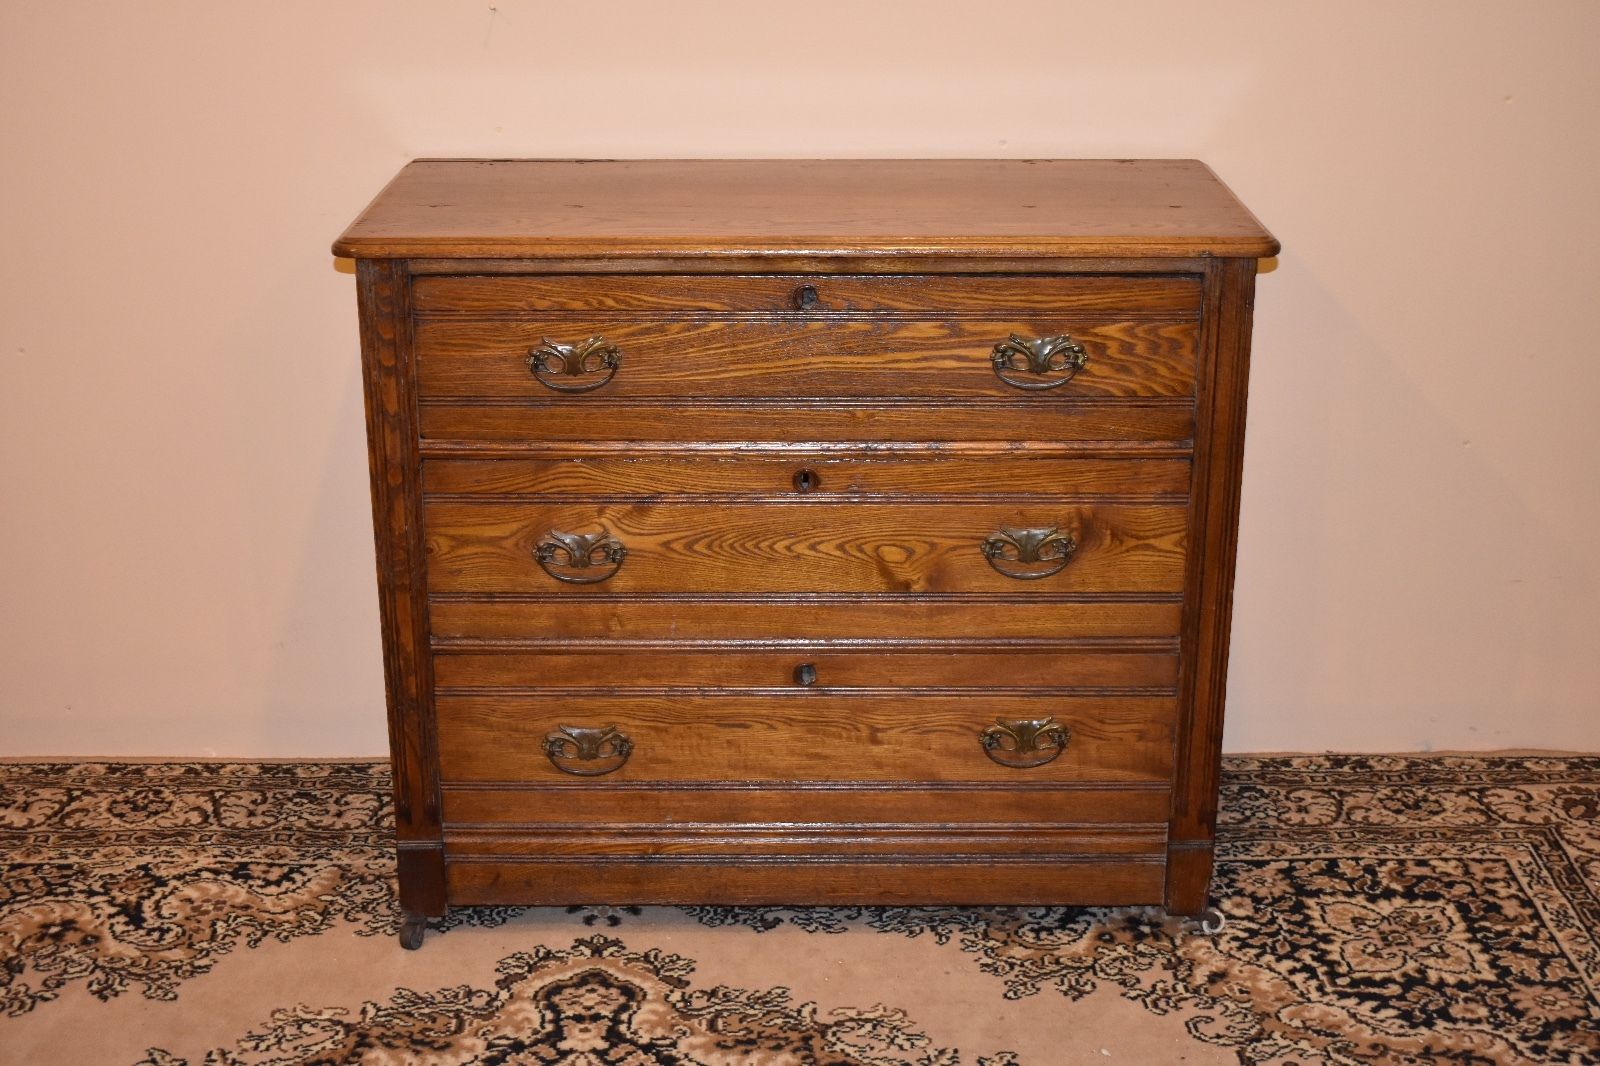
395,843 -> 446,950
1163,839 -> 1214,916
398,913 -> 428,950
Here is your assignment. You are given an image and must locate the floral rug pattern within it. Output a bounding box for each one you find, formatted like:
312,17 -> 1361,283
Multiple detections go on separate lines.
2,756 -> 1598,1064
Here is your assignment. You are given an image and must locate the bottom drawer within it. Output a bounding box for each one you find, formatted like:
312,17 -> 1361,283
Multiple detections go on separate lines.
444,855 -> 1166,907
440,782 -> 1172,826
438,783 -> 1173,906
435,693 -> 1175,784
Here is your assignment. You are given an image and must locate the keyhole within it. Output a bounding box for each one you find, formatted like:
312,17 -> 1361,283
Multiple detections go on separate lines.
794,284 -> 820,311
793,663 -> 818,687
793,468 -> 819,493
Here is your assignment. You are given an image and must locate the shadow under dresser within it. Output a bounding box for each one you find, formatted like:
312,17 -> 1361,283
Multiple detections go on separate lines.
332,159 -> 1278,948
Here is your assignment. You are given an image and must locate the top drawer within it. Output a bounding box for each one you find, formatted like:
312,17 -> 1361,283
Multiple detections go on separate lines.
412,274 -> 1202,315
412,274 -> 1202,402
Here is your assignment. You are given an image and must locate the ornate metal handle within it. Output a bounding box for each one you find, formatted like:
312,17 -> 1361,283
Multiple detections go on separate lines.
527,336 -> 622,393
545,725 -> 632,776
980,717 -> 1070,769
990,334 -> 1088,391
980,526 -> 1077,580
534,527 -> 627,585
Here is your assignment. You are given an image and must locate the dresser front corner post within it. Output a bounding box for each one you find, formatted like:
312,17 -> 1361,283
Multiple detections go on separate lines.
355,257 -> 446,944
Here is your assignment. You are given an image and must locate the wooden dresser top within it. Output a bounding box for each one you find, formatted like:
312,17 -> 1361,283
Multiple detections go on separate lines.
332,159 -> 1278,261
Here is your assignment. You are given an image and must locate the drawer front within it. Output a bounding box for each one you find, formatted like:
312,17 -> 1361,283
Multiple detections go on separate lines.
422,455 -> 1190,498
414,316 -> 1197,400
440,784 -> 1173,827
419,401 -> 1193,446
423,501 -> 1187,595
413,274 -> 1203,315
432,648 -> 1179,691
435,693 -> 1175,784
445,857 -> 1166,907
430,599 -> 1184,645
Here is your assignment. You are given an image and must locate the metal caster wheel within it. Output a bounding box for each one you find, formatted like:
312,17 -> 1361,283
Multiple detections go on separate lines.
1197,906 -> 1227,934
399,915 -> 427,950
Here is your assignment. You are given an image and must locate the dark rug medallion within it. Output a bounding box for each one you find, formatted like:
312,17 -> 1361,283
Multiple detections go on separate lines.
2,756 -> 1597,1064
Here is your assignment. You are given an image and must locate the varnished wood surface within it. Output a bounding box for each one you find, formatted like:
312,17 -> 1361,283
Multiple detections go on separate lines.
355,260 -> 446,920
445,857 -> 1167,906
332,159 -> 1279,260
443,824 -> 1166,858
435,693 -> 1174,783
440,783 -> 1173,827
429,598 -> 1183,645
408,255 -> 1215,277
423,501 -> 1187,595
413,273 -> 1202,315
419,401 -> 1194,446
432,647 -> 1179,691
422,455 -> 1190,499
1167,256 -> 1259,916
414,315 -> 1198,400
338,159 -> 1273,925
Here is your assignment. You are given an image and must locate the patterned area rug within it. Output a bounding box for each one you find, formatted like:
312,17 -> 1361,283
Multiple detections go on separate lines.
2,757 -> 1597,1065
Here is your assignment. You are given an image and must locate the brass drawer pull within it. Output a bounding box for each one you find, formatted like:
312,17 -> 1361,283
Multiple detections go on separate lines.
534,527 -> 627,584
527,335 -> 622,393
545,725 -> 632,776
990,333 -> 1088,391
980,717 -> 1069,769
980,526 -> 1077,580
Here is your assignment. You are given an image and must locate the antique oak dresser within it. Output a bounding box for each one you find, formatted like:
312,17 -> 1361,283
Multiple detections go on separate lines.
333,159 -> 1277,948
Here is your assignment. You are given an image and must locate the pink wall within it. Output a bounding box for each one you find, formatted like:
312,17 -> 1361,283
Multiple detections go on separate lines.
2,2 -> 1596,755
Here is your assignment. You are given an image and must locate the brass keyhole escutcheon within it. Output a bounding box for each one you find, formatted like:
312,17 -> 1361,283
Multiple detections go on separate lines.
793,468 -> 820,493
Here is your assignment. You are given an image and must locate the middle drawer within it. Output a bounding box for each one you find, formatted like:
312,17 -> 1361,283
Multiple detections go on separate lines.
424,500 -> 1188,595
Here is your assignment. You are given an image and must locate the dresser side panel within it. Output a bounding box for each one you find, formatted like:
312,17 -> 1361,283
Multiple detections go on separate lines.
356,258 -> 445,916
1167,256 -> 1258,914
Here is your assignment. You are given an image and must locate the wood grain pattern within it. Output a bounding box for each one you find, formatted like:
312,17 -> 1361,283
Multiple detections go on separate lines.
440,783 -> 1173,827
435,693 -> 1175,784
428,597 -> 1184,645
414,315 -> 1197,399
432,647 -> 1179,691
445,856 -> 1167,906
413,273 -> 1202,315
443,824 -> 1166,858
418,401 -> 1195,446
355,260 -> 446,921
1166,256 -> 1259,916
408,255 -> 1216,277
423,501 -> 1188,595
332,159 -> 1279,260
422,454 -> 1191,499
336,159 -> 1275,928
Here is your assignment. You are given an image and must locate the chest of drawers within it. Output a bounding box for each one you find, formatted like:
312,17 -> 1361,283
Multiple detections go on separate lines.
333,159 -> 1277,948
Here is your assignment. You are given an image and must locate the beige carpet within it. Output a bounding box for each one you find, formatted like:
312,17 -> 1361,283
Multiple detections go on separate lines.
2,756 -> 1597,1064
